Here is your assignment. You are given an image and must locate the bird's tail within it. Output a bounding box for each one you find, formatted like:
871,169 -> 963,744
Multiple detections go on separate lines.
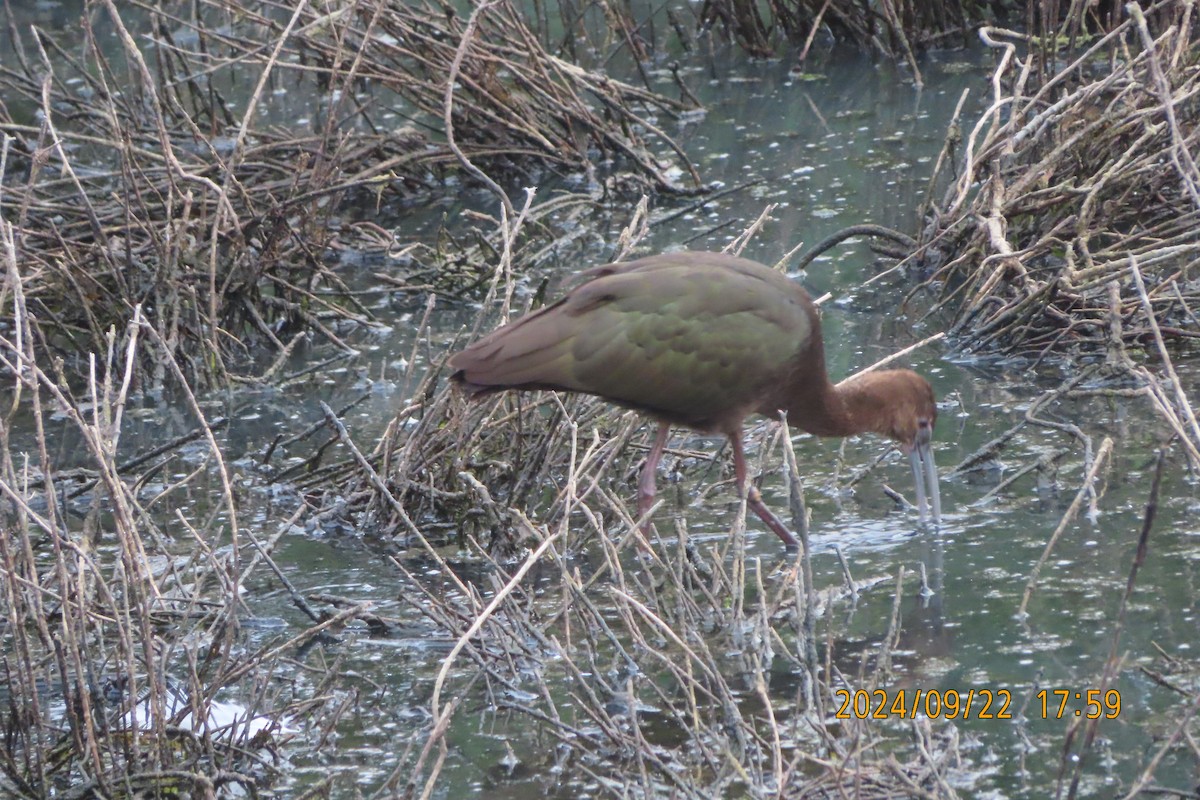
448,304 -> 579,396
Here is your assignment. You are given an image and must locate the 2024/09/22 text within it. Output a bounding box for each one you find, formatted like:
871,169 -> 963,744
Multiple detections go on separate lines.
834,689 -> 1013,720
834,688 -> 1123,721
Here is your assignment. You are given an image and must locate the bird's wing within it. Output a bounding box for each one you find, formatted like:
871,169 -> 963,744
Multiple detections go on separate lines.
451,255 -> 815,429
448,294 -> 584,393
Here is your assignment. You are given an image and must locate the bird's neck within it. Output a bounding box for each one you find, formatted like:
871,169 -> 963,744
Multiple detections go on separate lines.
781,355 -> 895,440
786,380 -> 860,438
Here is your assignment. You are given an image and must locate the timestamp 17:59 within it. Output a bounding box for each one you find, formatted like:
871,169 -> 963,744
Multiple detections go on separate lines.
1037,689 -> 1121,719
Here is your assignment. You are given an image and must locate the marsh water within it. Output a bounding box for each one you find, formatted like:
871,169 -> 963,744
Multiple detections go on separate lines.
9,6 -> 1200,798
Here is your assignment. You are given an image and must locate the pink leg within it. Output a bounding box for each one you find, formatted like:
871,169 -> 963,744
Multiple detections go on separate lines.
637,423 -> 671,535
730,430 -> 800,551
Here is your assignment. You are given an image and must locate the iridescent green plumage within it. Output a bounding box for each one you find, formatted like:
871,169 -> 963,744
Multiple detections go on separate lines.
450,251 -> 941,549
452,252 -> 817,431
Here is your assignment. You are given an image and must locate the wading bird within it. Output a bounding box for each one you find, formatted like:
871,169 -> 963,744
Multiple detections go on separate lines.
449,251 -> 941,550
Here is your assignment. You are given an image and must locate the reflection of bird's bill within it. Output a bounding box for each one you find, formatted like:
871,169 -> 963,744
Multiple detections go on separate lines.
908,442 -> 942,526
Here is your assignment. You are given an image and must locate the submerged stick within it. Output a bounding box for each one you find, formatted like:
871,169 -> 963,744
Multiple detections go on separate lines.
1018,437 -> 1114,618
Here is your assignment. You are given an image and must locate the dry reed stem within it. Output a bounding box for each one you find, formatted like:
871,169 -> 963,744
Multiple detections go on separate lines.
419,522 -> 561,797
700,0 -> 991,60
1018,436 -> 1114,618
1129,257 -> 1200,465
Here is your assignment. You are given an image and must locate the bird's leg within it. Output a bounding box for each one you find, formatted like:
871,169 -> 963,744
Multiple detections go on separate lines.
730,430 -> 800,551
636,423 -> 671,540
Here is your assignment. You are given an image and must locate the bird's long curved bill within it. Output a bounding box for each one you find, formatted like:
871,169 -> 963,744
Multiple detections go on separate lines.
908,441 -> 942,526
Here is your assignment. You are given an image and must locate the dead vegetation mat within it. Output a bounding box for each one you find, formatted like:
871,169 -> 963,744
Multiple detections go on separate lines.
913,3 -> 1200,363
0,0 -> 700,391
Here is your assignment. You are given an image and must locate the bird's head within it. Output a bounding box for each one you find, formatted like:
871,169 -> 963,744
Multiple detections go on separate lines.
839,369 -> 941,524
